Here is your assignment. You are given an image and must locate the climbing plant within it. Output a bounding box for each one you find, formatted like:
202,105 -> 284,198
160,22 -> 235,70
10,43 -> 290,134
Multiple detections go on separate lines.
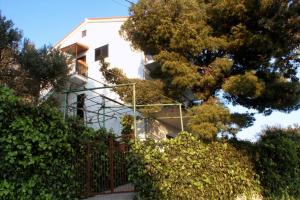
128,132 -> 261,200
0,86 -> 75,200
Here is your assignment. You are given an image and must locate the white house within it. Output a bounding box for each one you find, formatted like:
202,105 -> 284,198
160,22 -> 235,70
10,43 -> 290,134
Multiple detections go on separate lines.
55,17 -> 184,139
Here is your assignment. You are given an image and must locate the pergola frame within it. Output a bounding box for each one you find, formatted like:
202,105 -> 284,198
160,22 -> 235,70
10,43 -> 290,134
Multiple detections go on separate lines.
62,83 -> 184,140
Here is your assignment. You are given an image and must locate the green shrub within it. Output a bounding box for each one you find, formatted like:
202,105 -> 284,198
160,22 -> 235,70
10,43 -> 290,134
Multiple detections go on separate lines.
128,132 -> 260,200
255,127 -> 300,199
0,86 -> 75,199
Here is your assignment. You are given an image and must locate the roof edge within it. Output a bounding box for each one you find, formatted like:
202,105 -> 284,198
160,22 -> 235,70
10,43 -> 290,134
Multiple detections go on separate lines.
86,16 -> 128,21
55,16 -> 129,48
54,20 -> 86,48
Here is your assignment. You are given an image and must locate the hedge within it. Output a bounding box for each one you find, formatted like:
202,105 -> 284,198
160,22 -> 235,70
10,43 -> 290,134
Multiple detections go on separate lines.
0,86 -> 75,199
0,86 -> 130,199
128,132 -> 261,200
255,127 -> 300,200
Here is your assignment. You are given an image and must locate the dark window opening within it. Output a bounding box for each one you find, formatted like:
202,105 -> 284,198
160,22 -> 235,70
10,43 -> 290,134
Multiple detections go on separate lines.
82,30 -> 87,37
95,44 -> 109,61
77,94 -> 85,119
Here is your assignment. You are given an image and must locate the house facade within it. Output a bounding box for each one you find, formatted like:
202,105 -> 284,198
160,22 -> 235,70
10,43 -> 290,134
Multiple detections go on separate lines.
55,17 -> 183,139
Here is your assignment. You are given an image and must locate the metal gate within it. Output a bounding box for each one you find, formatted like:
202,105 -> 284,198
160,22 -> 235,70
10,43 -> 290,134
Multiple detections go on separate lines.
75,135 -> 134,198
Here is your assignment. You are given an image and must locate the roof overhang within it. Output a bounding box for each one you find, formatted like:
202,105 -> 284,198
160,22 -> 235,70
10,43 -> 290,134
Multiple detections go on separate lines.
61,42 -> 89,55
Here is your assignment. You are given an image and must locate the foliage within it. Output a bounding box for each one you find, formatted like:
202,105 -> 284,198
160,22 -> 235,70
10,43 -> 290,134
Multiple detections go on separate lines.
66,116 -> 112,142
0,87 -> 120,199
255,127 -> 300,199
18,40 -> 70,104
121,0 -> 300,113
222,71 -> 265,99
0,86 -> 76,199
0,14 -> 70,104
187,99 -> 254,140
100,59 -> 172,113
101,58 -> 255,139
0,13 -> 21,52
128,132 -> 261,200
0,13 -> 26,97
121,115 -> 134,135
187,100 -> 231,140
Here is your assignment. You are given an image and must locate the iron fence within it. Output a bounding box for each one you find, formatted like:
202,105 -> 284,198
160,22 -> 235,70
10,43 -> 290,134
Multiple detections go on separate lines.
75,135 -> 134,198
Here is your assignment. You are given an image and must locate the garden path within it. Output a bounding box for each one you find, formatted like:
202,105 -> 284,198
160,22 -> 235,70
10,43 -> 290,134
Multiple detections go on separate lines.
85,192 -> 135,200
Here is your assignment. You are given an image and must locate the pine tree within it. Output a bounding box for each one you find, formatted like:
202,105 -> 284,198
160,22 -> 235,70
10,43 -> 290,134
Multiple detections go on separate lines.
115,0 -> 300,139
121,0 -> 300,113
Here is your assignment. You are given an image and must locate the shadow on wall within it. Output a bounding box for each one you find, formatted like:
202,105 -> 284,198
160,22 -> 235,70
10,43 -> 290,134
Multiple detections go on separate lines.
138,59 -> 145,78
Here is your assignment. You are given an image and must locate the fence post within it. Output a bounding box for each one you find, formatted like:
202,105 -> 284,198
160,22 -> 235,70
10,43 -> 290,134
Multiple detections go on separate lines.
109,137 -> 114,193
179,103 -> 184,132
133,83 -> 137,141
86,142 -> 92,196
63,92 -> 68,121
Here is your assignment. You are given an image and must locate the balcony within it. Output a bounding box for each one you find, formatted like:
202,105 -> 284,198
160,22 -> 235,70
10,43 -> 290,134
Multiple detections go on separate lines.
61,42 -> 89,57
70,59 -> 88,86
76,60 -> 88,76
61,43 -> 89,86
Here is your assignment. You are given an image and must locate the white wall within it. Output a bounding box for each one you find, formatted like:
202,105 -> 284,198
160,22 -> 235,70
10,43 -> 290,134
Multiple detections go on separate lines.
57,18 -> 145,136
57,18 -> 144,80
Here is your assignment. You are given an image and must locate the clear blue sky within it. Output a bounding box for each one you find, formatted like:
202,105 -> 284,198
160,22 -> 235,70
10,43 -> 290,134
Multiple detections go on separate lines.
1,0 -> 299,141
0,0 -> 137,47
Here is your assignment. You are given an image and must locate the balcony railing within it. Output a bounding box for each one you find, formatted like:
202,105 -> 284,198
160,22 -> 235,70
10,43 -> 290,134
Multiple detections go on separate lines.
76,60 -> 88,77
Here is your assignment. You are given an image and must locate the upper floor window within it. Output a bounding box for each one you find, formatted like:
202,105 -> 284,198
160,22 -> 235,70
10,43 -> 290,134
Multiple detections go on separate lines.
82,30 -> 87,37
95,44 -> 109,61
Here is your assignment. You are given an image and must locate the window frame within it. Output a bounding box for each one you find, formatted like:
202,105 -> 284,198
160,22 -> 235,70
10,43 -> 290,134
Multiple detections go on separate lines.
95,44 -> 109,61
81,30 -> 87,38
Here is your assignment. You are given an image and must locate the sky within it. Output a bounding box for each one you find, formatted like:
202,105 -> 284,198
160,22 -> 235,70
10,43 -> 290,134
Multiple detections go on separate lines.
0,0 -> 137,47
1,0 -> 299,141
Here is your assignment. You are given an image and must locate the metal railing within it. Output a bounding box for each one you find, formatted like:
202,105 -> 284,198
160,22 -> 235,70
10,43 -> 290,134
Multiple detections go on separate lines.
75,135 -> 134,198
76,60 -> 88,77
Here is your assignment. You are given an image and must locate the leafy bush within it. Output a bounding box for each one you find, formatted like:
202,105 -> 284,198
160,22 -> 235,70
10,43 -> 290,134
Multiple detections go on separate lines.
128,132 -> 261,200
0,86 -> 75,199
0,86 -> 125,199
255,127 -> 300,199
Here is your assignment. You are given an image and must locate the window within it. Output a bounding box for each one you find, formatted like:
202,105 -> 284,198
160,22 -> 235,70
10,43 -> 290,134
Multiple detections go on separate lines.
82,30 -> 87,37
77,94 -> 85,119
95,44 -> 109,61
